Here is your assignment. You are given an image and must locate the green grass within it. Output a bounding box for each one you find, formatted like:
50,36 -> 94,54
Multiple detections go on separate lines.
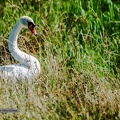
0,0 -> 120,119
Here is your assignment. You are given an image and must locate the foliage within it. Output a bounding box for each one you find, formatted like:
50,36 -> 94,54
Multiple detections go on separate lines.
0,0 -> 120,119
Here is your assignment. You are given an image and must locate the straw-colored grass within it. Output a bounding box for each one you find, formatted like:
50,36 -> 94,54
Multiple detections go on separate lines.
0,0 -> 120,119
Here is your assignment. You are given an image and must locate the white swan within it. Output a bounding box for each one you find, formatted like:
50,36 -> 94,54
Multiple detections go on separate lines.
0,16 -> 41,81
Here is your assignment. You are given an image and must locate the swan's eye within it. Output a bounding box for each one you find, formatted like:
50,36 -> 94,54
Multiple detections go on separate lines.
27,21 -> 35,28
27,21 -> 37,36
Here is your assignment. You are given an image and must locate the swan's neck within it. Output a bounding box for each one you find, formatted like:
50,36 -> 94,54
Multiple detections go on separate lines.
9,21 -> 22,52
8,21 -> 40,69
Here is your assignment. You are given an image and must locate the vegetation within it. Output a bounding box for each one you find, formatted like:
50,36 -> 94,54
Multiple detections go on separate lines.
0,0 -> 120,119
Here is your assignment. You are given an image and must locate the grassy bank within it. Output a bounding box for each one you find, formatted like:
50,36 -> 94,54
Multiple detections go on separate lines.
0,0 -> 120,119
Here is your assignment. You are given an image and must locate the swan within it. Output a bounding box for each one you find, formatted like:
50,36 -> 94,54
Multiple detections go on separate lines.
0,16 -> 41,81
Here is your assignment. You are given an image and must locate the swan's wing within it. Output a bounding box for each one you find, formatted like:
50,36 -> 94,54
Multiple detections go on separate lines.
0,65 -> 16,80
0,66 -> 14,72
0,64 -> 39,82
0,64 -> 28,73
0,64 -> 28,79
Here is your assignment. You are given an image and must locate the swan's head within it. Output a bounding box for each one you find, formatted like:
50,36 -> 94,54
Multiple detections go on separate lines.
20,16 -> 37,36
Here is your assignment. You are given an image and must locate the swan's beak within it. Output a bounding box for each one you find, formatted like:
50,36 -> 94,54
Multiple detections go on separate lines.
31,28 -> 37,36
28,24 -> 38,36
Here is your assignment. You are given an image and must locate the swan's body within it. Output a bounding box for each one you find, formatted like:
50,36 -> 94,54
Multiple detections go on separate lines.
0,16 -> 40,81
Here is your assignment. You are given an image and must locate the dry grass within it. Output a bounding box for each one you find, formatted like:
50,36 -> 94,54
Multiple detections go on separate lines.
0,0 -> 120,119
0,34 -> 120,119
0,65 -> 120,119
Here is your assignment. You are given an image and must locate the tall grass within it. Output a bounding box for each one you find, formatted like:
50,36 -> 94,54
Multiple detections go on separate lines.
0,0 -> 120,119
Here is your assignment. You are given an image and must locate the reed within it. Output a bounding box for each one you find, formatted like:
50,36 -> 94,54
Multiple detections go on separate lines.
0,0 -> 120,119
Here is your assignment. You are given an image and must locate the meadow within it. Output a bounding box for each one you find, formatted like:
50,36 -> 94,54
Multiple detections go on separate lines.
0,0 -> 120,119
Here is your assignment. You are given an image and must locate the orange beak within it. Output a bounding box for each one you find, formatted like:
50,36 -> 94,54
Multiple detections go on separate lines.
28,24 -> 37,36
